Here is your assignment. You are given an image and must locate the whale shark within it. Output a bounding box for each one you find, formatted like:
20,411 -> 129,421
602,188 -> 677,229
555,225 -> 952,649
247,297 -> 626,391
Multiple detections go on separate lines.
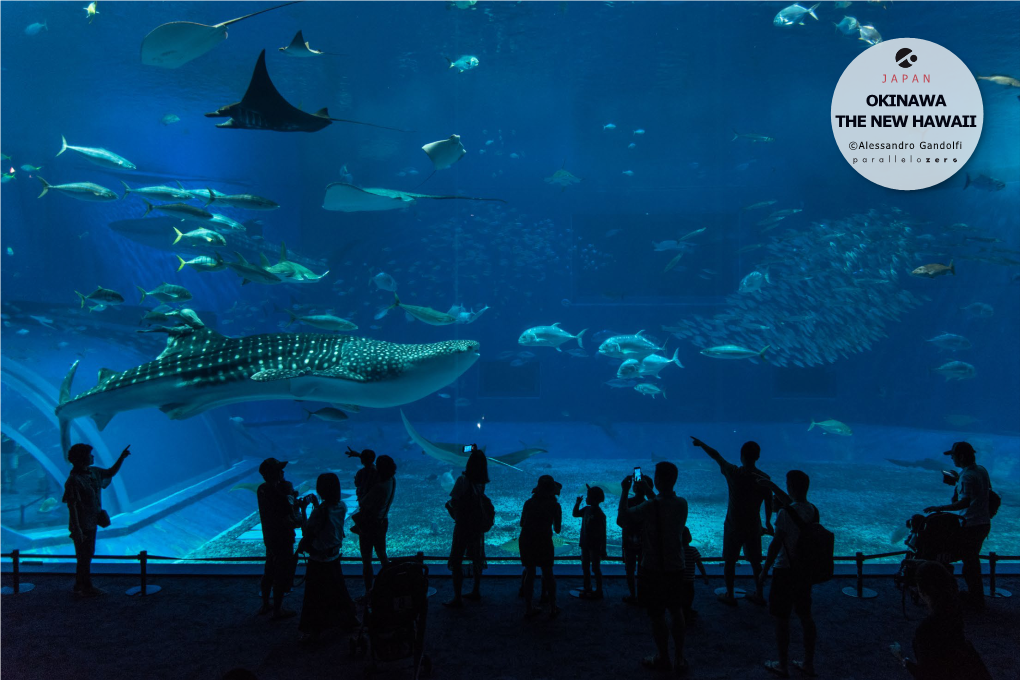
56,327 -> 480,455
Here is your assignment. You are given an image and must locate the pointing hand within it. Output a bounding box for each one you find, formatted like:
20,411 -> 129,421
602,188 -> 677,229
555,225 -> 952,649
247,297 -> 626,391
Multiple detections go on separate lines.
120,445 -> 131,459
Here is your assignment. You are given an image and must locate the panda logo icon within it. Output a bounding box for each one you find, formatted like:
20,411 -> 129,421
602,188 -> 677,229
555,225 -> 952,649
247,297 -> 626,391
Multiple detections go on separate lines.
896,48 -> 918,69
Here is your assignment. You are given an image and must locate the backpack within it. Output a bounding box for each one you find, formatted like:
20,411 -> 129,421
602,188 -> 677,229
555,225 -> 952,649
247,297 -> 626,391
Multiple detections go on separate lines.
988,488 -> 1001,518
784,504 -> 835,585
479,493 -> 496,533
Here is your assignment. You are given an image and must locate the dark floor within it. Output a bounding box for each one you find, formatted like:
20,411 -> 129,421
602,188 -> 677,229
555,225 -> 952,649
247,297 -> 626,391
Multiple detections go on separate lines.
2,571 -> 1017,680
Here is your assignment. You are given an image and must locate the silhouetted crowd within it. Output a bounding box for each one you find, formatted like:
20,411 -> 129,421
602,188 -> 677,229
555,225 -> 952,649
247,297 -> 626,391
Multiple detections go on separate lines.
63,438 -> 997,679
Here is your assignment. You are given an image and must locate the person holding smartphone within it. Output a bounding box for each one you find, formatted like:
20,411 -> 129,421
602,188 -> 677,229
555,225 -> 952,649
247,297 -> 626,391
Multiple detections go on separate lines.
62,442 -> 131,596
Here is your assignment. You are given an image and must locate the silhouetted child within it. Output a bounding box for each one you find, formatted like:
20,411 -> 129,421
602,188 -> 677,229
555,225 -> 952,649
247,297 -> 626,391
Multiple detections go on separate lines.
346,447 -> 377,502
572,484 -> 607,599
682,527 -> 709,621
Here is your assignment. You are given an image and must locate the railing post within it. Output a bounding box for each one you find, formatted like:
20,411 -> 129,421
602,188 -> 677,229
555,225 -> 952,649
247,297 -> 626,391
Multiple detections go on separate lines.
841,552 -> 877,599
1,549 -> 34,595
125,550 -> 161,596
985,552 -> 1012,599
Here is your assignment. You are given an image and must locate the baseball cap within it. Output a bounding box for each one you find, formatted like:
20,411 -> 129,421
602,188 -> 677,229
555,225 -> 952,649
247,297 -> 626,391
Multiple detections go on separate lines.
259,457 -> 288,477
943,442 -> 975,457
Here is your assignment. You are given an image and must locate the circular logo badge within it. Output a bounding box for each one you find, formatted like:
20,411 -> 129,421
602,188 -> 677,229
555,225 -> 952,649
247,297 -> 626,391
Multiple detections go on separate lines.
831,38 -> 983,190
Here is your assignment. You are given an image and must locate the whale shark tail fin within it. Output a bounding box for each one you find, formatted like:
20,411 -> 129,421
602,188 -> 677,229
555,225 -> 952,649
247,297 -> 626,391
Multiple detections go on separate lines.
58,360 -> 80,459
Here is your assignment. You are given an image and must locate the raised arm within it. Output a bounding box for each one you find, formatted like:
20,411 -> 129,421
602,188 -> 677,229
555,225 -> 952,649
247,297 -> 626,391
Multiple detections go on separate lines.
691,437 -> 730,471
617,476 -> 633,528
572,496 -> 584,518
106,445 -> 131,477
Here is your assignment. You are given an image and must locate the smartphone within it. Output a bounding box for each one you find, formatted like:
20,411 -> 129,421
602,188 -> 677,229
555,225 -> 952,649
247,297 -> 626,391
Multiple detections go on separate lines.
463,444 -> 473,453
633,466 -> 642,482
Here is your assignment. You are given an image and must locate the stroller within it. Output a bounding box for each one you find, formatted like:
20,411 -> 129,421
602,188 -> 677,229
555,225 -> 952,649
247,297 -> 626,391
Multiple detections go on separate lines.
351,553 -> 431,678
894,511 -> 965,616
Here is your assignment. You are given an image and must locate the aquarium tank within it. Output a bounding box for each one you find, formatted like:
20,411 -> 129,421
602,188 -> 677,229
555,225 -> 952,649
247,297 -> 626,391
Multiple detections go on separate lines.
1,1 -> 1017,570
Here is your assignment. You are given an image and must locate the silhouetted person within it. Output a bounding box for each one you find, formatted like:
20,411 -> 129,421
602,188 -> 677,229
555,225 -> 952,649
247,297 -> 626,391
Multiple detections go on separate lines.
572,484 -> 606,599
923,442 -> 991,611
760,470 -> 817,678
618,479 -> 649,605
256,457 -> 302,619
62,442 -> 130,595
298,472 -> 359,642
889,560 -> 991,680
617,462 -> 689,674
691,437 -> 772,606
520,474 -> 563,619
355,455 -> 396,593
346,447 -> 378,503
444,448 -> 489,608
682,526 -> 709,622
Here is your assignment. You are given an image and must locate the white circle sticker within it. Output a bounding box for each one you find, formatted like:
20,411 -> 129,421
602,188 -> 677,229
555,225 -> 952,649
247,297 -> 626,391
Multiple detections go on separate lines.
831,38 -> 983,191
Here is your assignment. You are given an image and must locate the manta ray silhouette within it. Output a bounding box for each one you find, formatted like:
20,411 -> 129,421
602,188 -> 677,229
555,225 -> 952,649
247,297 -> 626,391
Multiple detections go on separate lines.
205,50 -> 404,133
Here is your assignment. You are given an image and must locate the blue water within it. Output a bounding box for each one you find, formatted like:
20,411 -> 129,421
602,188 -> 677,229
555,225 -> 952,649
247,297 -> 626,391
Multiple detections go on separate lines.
1,1 -> 1018,563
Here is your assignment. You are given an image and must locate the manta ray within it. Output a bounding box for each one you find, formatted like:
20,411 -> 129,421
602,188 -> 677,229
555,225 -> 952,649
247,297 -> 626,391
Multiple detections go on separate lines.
141,2 -> 299,69
205,50 -> 403,133
56,327 -> 480,455
544,161 -> 581,191
400,410 -> 546,471
323,182 -> 505,212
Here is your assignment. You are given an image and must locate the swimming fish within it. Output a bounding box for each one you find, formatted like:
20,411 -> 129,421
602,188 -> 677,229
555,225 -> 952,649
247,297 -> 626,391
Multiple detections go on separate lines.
279,29 -> 330,57
634,383 -> 666,399
286,312 -> 358,332
37,177 -> 118,202
177,254 -> 227,272
911,261 -> 954,278
389,294 -> 457,325
137,283 -> 193,304
75,286 -> 125,309
518,323 -> 586,350
976,75 -> 1020,88
925,333 -> 971,351
445,55 -> 480,72
174,226 -> 227,248
858,24 -> 882,45
84,1 -> 98,23
699,345 -> 769,360
372,272 -> 398,291
833,15 -> 859,35
732,130 -> 775,143
808,419 -> 853,436
304,407 -> 349,422
57,136 -> 136,170
931,361 -> 976,381
963,173 -> 1005,191
773,3 -> 820,26
25,21 -> 48,35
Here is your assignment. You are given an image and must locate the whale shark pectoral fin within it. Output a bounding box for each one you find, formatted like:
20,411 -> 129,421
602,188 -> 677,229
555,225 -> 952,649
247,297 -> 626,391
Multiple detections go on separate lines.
91,412 -> 115,431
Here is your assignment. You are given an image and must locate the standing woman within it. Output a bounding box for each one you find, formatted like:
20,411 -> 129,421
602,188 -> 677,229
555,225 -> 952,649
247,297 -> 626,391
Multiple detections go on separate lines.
355,455 -> 397,593
444,448 -> 489,608
298,473 -> 359,642
519,474 -> 563,619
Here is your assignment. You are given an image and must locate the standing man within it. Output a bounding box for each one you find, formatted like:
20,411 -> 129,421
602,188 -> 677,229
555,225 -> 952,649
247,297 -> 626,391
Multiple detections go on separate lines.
256,457 -> 302,619
759,470 -> 818,678
691,437 -> 773,606
62,442 -> 131,596
617,462 -> 690,674
924,442 -> 992,611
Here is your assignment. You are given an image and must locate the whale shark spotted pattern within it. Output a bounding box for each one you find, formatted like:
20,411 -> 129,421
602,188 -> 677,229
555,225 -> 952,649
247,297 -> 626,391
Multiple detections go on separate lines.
56,328 -> 480,454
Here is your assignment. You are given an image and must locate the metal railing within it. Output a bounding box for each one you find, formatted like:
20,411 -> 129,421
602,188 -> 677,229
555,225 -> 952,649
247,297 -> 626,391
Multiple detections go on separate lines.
2,548 -> 1016,599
